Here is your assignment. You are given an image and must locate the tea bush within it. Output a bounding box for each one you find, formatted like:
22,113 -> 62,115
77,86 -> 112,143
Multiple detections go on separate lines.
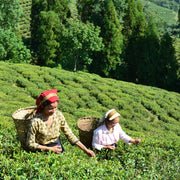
0,62 -> 179,179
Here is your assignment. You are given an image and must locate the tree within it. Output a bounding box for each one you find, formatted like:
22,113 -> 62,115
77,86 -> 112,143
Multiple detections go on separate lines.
59,18 -> 103,71
136,17 -> 160,86
0,0 -> 22,31
178,6 -> 180,37
113,0 -> 128,24
77,0 -> 100,24
122,0 -> 138,45
88,0 -> 124,77
34,11 -> 60,67
31,0 -> 69,66
0,0 -> 30,63
77,0 -> 128,30
0,29 -> 31,63
178,6 -> 180,26
100,0 -> 124,76
158,32 -> 178,89
123,0 -> 147,82
77,0 -> 124,77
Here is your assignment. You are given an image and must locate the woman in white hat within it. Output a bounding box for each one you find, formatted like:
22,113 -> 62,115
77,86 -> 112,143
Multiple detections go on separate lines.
92,109 -> 141,150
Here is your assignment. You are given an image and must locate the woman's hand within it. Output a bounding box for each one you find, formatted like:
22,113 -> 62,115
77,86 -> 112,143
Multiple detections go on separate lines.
129,138 -> 141,144
75,141 -> 95,157
85,149 -> 96,157
50,145 -> 62,154
104,145 -> 116,150
38,144 -> 62,153
134,139 -> 141,144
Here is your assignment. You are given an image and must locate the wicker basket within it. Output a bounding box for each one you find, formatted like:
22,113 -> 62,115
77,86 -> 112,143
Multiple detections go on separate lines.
12,106 -> 37,151
77,116 -> 100,149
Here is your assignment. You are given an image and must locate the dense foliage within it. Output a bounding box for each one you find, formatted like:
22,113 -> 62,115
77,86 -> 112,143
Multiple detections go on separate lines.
59,18 -> 103,71
87,0 -> 124,77
30,0 -> 70,66
0,62 -> 179,179
0,0 -> 31,63
0,29 -> 31,63
0,0 -> 22,31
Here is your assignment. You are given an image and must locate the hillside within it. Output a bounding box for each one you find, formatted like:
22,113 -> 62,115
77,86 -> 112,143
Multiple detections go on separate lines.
140,0 -> 178,28
19,0 -> 31,39
0,62 -> 179,179
143,0 -> 179,12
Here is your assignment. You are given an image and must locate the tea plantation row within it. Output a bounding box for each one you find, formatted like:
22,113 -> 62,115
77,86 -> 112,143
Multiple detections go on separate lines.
0,62 -> 179,179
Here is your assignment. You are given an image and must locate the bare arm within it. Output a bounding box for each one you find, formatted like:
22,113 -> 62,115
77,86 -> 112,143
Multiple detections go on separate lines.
103,145 -> 116,150
129,138 -> 141,144
75,141 -> 95,157
37,144 -> 62,154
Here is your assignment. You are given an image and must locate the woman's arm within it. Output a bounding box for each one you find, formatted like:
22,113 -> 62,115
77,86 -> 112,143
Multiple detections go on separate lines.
118,124 -> 141,145
129,138 -> 141,144
37,144 -> 62,153
26,119 -> 40,151
37,141 -> 95,156
75,141 -> 95,157
58,112 -> 79,145
118,124 -> 132,144
103,145 -> 116,150
58,112 -> 95,157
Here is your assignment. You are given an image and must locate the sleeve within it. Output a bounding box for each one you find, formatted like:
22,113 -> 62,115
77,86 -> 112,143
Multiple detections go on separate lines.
58,112 -> 79,145
118,124 -> 132,145
92,130 -> 104,151
26,119 -> 39,151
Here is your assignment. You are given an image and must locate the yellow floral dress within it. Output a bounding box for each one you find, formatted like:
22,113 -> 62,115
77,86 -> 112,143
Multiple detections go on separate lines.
26,110 -> 79,151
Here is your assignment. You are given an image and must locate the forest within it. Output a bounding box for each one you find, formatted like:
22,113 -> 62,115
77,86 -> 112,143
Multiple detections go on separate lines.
0,0 -> 180,92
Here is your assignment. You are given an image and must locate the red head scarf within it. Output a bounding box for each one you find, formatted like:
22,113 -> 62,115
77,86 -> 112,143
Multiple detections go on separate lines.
36,89 -> 59,114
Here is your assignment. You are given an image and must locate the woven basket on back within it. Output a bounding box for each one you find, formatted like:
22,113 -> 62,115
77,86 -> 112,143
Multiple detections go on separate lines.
77,116 -> 100,149
12,106 -> 37,151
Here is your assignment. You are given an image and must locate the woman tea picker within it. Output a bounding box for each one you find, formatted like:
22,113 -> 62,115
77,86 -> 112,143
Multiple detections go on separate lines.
92,109 -> 141,150
26,89 -> 95,157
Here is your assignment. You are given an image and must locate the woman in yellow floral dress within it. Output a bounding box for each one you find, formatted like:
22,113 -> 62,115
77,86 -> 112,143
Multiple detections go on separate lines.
26,89 -> 95,157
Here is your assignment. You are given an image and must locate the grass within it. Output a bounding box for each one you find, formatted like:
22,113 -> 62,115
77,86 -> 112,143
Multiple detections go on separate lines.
0,61 -> 179,179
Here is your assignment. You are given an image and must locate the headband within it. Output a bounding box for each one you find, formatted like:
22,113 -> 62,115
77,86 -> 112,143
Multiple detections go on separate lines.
99,109 -> 120,123
37,93 -> 58,107
36,89 -> 59,113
